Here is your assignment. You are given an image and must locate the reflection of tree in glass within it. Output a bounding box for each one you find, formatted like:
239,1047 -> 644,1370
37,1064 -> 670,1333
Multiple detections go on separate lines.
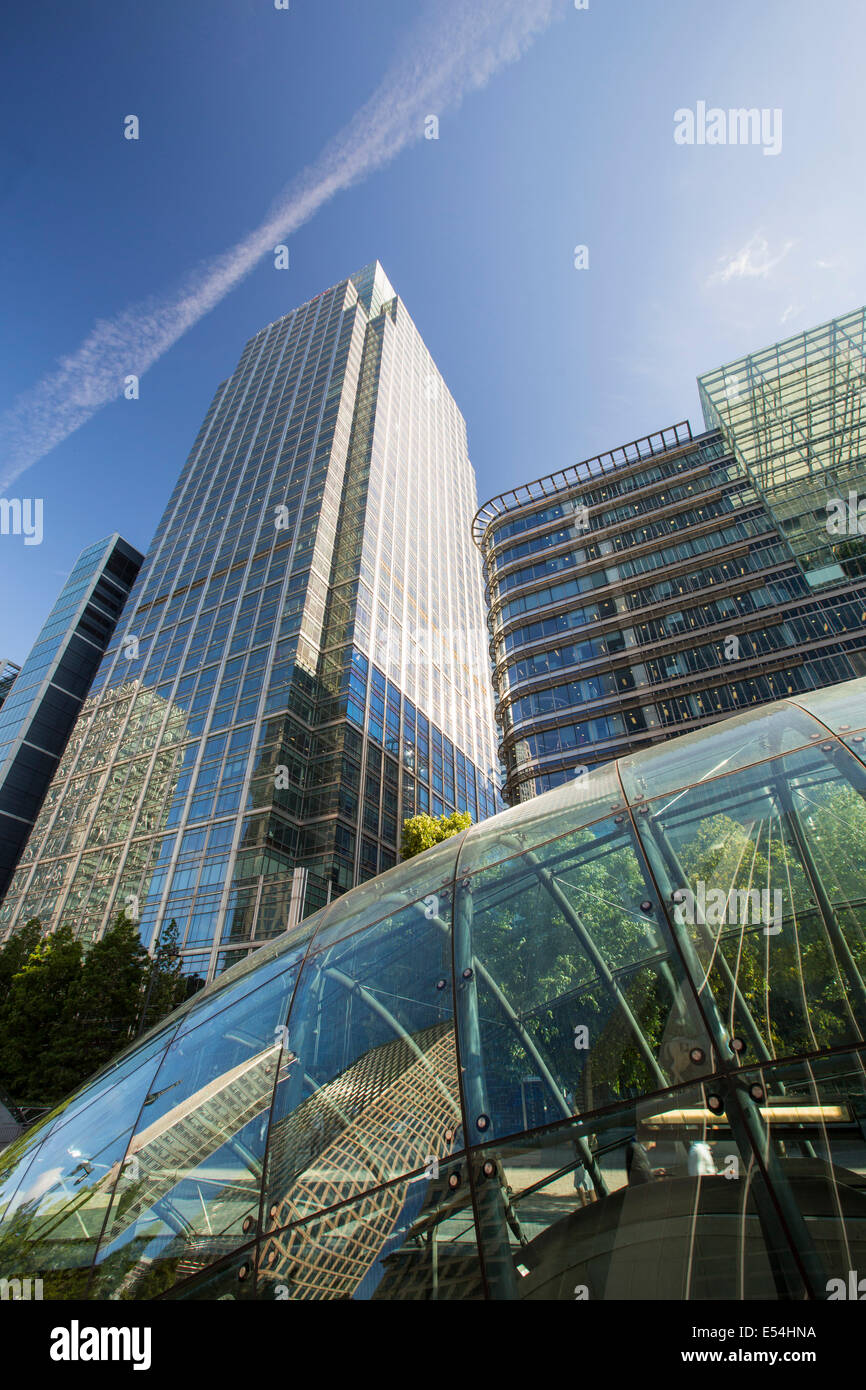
676,782 -> 866,1057
470,824 -> 683,1114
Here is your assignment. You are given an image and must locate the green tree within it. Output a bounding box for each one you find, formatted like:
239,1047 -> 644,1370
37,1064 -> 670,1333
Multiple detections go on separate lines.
0,918 -> 42,1010
67,912 -> 150,1071
0,925 -> 84,1102
401,810 -> 471,861
0,913 -> 155,1106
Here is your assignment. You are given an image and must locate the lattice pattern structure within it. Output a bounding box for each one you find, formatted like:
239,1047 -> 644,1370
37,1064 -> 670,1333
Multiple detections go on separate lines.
260,1026 -> 460,1297
699,306 -> 866,581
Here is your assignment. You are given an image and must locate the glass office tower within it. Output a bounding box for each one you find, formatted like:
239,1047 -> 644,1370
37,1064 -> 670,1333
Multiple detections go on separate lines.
0,264 -> 499,982
0,536 -> 142,899
699,306 -> 866,588
477,415 -> 866,804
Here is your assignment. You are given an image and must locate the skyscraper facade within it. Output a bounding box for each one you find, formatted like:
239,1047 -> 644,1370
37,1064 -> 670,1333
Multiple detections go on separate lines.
0,264 -> 499,983
477,307 -> 866,804
0,535 -> 142,898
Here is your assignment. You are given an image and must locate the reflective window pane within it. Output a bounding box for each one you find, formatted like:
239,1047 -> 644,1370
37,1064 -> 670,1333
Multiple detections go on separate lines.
469,1092 -> 811,1300
263,895 -> 459,1227
256,1156 -> 481,1301
791,677 -> 866,737
0,1024 -> 177,1297
90,958 -> 302,1298
457,763 -> 622,877
619,701 -> 822,802
634,743 -> 866,1057
454,817 -> 713,1146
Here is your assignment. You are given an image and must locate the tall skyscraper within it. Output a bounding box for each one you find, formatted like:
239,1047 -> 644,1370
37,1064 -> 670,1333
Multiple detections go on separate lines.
0,264 -> 499,983
477,308 -> 866,804
0,536 -> 142,898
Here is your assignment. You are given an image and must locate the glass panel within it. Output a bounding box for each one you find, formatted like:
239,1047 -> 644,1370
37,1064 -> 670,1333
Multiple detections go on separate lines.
453,815 -> 713,1147
89,956 -> 303,1298
0,1025 -> 177,1297
305,831 -> 463,953
729,1050 -> 866,1300
262,893 -> 460,1229
174,910 -> 317,1025
844,732 -> 866,760
457,763 -> 622,877
619,701 -> 823,803
161,1242 -> 257,1300
469,1088 -> 812,1300
256,1155 -> 482,1300
633,743 -> 866,1058
0,1140 -> 45,1229
791,677 -> 866,736
0,1016 -> 181,1187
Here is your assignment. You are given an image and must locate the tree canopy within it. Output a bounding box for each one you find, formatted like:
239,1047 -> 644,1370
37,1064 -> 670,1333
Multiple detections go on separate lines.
0,914 -> 190,1107
400,810 -> 471,861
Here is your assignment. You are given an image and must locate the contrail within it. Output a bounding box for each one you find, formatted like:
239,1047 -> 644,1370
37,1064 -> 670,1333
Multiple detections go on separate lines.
0,0 -> 564,488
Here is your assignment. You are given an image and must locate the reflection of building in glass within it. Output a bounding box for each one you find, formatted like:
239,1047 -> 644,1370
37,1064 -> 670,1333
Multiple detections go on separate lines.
1,675 -> 865,1301
0,662 -> 20,711
0,264 -> 500,976
1,681 -> 188,950
477,309 -> 866,804
0,536 -> 142,901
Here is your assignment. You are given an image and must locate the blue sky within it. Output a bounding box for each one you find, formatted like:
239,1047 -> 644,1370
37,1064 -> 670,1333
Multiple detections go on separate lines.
1,0 -> 864,659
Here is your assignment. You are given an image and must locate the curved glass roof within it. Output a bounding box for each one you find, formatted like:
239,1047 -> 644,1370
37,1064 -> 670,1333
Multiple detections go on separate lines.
1,675 -> 865,1301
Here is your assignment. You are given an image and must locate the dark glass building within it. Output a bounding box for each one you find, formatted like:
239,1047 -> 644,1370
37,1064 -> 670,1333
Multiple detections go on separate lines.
0,536 -> 142,900
476,309 -> 866,804
0,675 -> 864,1300
0,264 -> 499,978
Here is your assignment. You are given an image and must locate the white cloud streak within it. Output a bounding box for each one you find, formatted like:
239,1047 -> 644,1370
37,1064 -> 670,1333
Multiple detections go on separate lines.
0,0 -> 564,488
706,233 -> 795,287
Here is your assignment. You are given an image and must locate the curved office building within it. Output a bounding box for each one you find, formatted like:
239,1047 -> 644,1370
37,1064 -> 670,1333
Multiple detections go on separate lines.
1,677 -> 866,1301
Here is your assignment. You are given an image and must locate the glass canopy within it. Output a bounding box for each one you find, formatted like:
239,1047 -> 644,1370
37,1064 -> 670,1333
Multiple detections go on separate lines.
1,677 -> 865,1300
